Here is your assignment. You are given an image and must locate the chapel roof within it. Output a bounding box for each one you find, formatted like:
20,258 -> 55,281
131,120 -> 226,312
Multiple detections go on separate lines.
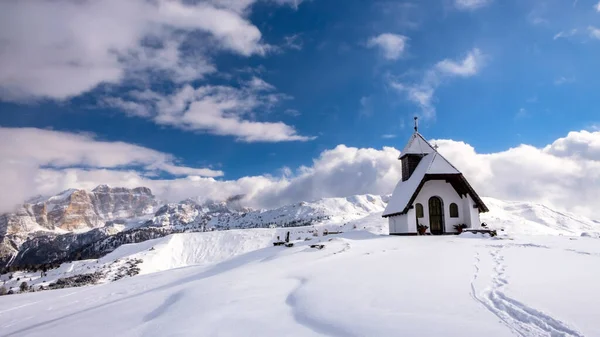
400,132 -> 436,158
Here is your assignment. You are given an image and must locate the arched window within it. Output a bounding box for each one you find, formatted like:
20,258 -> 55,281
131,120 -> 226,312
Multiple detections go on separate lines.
415,203 -> 424,218
449,203 -> 459,218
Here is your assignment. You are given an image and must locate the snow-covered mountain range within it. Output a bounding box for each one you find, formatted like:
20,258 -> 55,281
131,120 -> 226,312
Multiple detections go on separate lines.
1,185 -> 598,271
0,187 -> 390,267
0,186 -> 157,266
5,185 -> 156,233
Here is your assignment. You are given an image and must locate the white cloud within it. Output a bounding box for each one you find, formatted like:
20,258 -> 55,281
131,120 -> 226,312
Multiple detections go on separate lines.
454,0 -> 491,10
595,1 -> 600,12
270,0 -> 307,10
106,79 -> 313,142
359,96 -> 374,116
0,127 -> 222,211
435,48 -> 484,77
381,134 -> 397,139
544,130 -> 600,161
390,82 -> 436,118
554,76 -> 575,85
526,96 -> 538,103
588,26 -> 600,39
391,48 -> 485,118
1,142 -> 403,213
528,15 -> 548,26
0,160 -> 39,216
246,77 -> 277,92
0,127 -> 224,177
0,0 -> 301,102
4,129 -> 600,220
553,29 -> 578,40
367,33 -> 408,60
283,34 -> 303,50
526,5 -> 549,26
102,97 -> 152,117
435,130 -> 600,218
284,109 -> 301,117
515,108 -> 528,119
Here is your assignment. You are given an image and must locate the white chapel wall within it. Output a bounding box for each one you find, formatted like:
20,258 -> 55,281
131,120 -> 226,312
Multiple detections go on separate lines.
462,195 -> 473,227
467,194 -> 482,228
388,214 -> 409,234
387,180 -> 483,234
406,208 -> 417,233
412,180 -> 465,233
388,208 -> 418,234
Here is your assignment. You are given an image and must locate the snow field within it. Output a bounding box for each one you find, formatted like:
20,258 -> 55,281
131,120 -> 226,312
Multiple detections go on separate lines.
2,230 -> 600,336
2,195 -> 600,336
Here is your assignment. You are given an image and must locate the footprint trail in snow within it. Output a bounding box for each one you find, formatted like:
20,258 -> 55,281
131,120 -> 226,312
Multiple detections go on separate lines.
472,245 -> 584,337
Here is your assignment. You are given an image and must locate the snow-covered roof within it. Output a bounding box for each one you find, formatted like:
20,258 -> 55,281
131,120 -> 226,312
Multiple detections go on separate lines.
383,151 -> 482,217
427,152 -> 461,174
383,153 -> 435,217
400,132 -> 436,158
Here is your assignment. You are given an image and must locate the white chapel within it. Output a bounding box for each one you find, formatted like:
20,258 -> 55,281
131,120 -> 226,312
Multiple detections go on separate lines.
382,119 -> 488,235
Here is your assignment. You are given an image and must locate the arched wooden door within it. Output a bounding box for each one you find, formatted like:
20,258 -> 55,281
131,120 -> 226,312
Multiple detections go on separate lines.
428,196 -> 444,235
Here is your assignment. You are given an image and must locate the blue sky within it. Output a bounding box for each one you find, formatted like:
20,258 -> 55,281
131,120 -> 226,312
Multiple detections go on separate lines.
1,0 -> 600,216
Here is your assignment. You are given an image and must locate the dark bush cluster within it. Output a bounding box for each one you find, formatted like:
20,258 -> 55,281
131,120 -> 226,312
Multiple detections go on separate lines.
48,272 -> 103,290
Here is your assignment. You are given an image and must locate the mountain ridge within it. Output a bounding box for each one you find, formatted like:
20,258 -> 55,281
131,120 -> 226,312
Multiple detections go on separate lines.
0,186 -> 390,268
0,185 -> 158,266
2,185 -> 599,270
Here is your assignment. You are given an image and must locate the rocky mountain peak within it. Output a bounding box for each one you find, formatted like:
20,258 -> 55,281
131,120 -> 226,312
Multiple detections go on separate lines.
91,184 -> 111,193
0,186 -> 159,263
91,185 -> 153,196
0,185 -> 158,262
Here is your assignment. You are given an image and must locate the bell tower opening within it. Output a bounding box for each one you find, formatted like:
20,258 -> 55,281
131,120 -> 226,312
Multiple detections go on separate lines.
401,154 -> 425,181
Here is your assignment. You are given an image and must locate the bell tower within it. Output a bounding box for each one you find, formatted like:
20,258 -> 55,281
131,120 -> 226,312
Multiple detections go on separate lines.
399,117 -> 434,181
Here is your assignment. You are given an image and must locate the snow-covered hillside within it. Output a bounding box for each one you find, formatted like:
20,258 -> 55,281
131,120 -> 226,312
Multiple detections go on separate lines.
2,224 -> 600,336
2,195 -> 599,294
1,195 -> 600,335
482,197 -> 600,236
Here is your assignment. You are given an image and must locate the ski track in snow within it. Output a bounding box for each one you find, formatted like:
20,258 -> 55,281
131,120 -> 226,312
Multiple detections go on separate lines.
0,301 -> 43,315
564,248 -> 600,257
285,278 -> 355,337
472,245 -> 584,337
332,241 -> 351,255
469,251 -> 480,303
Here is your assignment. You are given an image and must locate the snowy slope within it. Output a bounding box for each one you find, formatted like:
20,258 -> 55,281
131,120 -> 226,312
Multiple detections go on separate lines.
482,197 -> 599,235
104,228 -> 295,274
2,228 -> 600,336
1,195 -> 600,336
0,226 -> 335,292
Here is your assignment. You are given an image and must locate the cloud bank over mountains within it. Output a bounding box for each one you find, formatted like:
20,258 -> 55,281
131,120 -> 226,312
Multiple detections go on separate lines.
1,127 -> 599,219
